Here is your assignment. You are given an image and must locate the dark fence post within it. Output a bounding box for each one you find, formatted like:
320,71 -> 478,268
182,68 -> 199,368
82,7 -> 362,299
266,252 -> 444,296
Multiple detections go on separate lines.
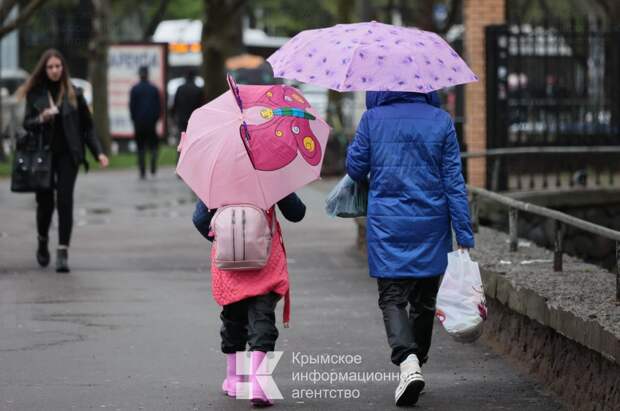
482,20 -> 620,192
554,221 -> 564,271
509,207 -> 518,251
485,25 -> 509,191
616,241 -> 619,304
471,193 -> 479,233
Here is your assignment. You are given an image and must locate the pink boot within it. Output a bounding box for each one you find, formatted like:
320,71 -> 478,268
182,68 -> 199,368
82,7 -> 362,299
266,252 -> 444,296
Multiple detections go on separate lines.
250,351 -> 274,407
222,353 -> 243,397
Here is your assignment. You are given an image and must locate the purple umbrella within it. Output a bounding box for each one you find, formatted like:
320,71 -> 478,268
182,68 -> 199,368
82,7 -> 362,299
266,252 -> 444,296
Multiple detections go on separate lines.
267,21 -> 478,93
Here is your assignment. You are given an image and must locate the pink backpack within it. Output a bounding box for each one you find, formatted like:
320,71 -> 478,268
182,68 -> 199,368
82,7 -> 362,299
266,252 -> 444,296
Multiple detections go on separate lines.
211,205 -> 275,270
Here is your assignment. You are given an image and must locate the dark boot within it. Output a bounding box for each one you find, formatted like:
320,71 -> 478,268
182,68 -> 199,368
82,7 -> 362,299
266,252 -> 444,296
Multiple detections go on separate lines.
36,236 -> 50,267
56,248 -> 70,273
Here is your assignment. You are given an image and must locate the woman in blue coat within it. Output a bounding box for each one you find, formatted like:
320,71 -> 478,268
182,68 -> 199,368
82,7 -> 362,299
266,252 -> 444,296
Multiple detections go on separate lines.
346,90 -> 474,407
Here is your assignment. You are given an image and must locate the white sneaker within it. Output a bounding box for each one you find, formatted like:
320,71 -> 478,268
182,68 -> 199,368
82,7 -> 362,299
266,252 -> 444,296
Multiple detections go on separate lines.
395,354 -> 425,406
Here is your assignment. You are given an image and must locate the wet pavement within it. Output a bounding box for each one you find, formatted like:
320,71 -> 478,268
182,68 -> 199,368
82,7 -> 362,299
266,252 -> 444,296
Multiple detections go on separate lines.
0,168 -> 564,410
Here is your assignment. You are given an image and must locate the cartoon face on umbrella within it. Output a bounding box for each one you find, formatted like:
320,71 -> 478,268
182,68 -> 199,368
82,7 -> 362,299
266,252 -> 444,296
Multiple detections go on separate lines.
229,78 -> 322,171
176,75 -> 330,210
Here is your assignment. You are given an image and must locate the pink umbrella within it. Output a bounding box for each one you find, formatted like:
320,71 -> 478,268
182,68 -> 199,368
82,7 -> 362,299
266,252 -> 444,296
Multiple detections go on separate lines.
176,76 -> 330,210
267,21 -> 478,92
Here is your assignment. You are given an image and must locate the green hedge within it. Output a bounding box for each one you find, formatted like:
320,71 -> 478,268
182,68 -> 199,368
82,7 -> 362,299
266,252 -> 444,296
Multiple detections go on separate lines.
0,145 -> 179,178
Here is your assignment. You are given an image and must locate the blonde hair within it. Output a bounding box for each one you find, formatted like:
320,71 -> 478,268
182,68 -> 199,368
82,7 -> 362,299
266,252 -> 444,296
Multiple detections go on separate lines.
18,48 -> 77,108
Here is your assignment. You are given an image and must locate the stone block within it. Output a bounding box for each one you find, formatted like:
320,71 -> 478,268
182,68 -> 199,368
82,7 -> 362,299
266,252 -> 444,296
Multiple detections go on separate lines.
507,285 -> 526,314
600,328 -> 620,364
523,289 -> 549,326
481,268 -> 498,298
495,276 -> 511,305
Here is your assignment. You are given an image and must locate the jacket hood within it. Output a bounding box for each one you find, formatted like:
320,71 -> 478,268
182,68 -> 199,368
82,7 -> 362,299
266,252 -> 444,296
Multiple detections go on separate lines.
365,91 -> 440,109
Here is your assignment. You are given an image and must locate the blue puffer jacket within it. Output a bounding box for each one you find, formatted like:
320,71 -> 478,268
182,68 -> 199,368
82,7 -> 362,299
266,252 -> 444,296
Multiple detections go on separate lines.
346,91 -> 474,279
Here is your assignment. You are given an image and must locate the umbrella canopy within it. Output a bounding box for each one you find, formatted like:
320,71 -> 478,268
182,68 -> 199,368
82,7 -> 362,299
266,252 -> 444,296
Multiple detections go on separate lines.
176,75 -> 330,210
267,21 -> 478,93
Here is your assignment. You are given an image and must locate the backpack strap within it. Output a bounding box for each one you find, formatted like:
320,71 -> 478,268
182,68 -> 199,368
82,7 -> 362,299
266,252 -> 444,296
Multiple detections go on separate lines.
268,206 -> 289,327
267,206 -> 278,236
283,289 -> 290,328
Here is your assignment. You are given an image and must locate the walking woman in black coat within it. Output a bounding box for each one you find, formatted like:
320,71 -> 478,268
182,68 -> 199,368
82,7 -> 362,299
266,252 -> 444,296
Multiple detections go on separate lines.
19,49 -> 109,273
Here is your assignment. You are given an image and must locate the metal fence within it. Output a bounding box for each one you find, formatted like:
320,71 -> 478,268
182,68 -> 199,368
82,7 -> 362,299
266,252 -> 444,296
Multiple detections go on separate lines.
468,185 -> 620,302
461,146 -> 620,192
485,20 -> 620,191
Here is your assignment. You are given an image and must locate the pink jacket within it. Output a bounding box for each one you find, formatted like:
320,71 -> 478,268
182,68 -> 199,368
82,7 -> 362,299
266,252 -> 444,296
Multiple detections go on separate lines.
210,210 -> 291,324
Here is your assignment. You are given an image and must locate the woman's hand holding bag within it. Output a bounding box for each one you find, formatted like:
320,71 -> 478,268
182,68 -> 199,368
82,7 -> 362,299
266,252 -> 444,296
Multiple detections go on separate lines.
436,250 -> 487,343
325,175 -> 369,218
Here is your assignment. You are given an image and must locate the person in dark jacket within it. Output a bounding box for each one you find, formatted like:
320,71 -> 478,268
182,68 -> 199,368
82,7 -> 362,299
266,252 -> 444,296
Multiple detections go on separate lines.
129,66 -> 161,179
19,48 -> 109,273
346,91 -> 474,407
172,69 -> 204,134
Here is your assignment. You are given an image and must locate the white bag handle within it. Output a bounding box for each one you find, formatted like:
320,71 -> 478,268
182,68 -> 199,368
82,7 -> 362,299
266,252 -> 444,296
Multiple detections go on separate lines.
457,249 -> 471,261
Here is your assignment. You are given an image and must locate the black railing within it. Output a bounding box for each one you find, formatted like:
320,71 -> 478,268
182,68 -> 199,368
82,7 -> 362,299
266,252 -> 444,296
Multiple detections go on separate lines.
485,20 -> 620,191
468,185 -> 620,303
461,146 -> 620,191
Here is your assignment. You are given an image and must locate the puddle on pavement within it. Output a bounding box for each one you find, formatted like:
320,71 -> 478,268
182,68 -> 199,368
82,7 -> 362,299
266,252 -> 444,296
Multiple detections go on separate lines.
34,313 -> 123,330
135,203 -> 158,211
76,217 -> 111,227
139,210 -> 186,219
74,208 -> 113,226
86,207 -> 111,215
0,331 -> 84,352
135,197 -> 193,212
135,197 -> 194,219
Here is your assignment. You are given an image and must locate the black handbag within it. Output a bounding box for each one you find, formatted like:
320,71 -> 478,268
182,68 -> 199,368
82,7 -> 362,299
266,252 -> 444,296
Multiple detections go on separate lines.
10,126 -> 53,193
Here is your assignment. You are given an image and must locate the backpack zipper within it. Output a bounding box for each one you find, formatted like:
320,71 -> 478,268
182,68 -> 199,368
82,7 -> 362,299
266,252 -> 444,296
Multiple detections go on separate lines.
242,209 -> 246,260
231,209 -> 236,261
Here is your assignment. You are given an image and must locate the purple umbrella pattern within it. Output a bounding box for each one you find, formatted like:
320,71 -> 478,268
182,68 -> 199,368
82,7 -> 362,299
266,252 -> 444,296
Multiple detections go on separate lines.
267,21 -> 478,93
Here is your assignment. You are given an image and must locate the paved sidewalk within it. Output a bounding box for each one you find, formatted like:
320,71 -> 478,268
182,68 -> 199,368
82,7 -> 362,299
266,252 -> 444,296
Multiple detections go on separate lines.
0,168 -> 563,410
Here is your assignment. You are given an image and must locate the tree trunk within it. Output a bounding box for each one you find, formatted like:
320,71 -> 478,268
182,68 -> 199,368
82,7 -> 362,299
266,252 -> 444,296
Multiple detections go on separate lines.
412,0 -> 436,31
88,0 -> 111,155
327,0 -> 355,130
142,0 -> 171,41
321,0 -> 356,176
201,0 -> 245,103
0,0 -> 47,40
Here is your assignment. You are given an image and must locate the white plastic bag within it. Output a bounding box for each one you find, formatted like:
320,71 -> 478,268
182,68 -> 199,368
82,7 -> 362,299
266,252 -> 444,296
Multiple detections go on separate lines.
324,175 -> 368,218
436,250 -> 487,343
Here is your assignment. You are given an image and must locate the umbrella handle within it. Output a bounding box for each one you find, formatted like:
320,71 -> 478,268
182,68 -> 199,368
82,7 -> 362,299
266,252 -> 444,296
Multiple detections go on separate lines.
226,73 -> 244,112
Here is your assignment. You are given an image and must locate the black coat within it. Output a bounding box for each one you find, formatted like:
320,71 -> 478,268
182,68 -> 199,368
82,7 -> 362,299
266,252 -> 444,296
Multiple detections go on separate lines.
172,81 -> 204,131
129,80 -> 161,130
24,84 -> 103,168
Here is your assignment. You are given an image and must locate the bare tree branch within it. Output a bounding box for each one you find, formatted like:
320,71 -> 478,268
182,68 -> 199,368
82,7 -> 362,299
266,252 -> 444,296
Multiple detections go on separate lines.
142,0 -> 171,41
0,0 -> 47,39
0,0 -> 19,24
516,0 -> 535,22
536,0 -> 552,19
592,0 -> 611,15
230,0 -> 246,13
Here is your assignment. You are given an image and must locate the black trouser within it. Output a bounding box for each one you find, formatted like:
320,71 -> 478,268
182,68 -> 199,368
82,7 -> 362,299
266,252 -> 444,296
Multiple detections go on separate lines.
134,126 -> 159,177
220,292 -> 280,353
377,276 -> 442,366
35,152 -> 79,246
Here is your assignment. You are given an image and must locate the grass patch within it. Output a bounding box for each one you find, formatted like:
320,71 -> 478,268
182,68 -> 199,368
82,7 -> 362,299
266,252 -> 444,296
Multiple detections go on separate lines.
0,156 -> 10,177
0,145 -> 178,178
